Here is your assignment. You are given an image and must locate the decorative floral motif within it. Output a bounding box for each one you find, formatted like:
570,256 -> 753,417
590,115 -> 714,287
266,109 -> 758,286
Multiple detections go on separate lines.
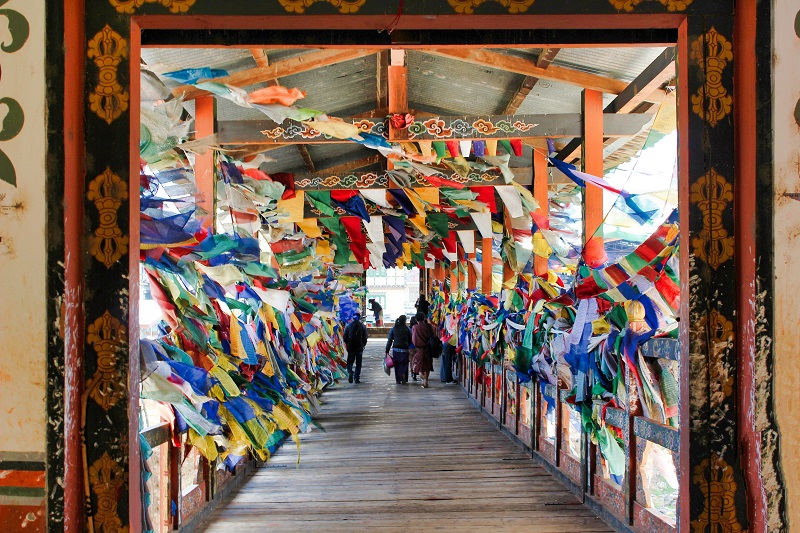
87,25 -> 129,125
690,27 -> 733,127
353,119 -> 376,132
260,127 -> 285,139
86,312 -> 127,411
423,118 -> 453,138
448,0 -> 535,14
473,119 -> 499,135
300,125 -> 320,139
609,0 -> 692,11
109,0 -> 196,13
697,310 -> 734,405
279,0 -> 366,14
512,120 -> 537,132
450,119 -> 471,137
87,168 -> 129,268
389,114 -> 414,130
692,454 -> 744,533
690,168 -> 734,269
89,453 -> 128,533
496,120 -> 516,133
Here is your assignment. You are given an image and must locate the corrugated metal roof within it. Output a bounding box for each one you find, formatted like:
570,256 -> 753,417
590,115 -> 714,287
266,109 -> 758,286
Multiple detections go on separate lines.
409,51 -> 527,116
552,47 -> 667,83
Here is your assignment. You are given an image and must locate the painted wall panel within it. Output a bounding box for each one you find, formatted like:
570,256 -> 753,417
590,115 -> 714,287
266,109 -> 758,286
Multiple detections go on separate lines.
0,0 -> 46,454
773,0 -> 800,528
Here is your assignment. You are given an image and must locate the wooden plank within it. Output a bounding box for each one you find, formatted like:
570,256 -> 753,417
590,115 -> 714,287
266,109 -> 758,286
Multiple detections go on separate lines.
633,417 -> 680,453
426,49 -> 628,95
217,113 -> 654,145
173,48 -> 382,101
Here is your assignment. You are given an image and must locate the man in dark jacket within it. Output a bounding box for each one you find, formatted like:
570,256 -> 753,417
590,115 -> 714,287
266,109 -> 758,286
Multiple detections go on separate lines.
343,313 -> 368,383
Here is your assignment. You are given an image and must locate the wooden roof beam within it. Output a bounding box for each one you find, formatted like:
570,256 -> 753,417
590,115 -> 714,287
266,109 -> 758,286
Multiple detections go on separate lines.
174,48 -> 382,101
557,47 -> 676,163
296,144 -> 316,172
426,48 -> 628,94
502,47 -> 560,115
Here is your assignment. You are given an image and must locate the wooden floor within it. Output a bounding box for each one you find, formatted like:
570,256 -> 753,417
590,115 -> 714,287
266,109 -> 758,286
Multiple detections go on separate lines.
197,339 -> 613,533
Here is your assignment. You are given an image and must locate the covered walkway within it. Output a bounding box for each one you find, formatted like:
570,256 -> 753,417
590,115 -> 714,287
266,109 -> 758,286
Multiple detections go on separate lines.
197,339 -> 611,533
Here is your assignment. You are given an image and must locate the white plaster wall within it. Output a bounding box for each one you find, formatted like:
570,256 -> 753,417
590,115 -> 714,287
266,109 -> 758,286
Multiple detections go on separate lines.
0,0 -> 47,455
773,0 -> 800,528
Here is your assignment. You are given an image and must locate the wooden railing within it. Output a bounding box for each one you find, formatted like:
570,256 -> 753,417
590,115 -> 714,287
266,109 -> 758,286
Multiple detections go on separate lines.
458,338 -> 680,533
140,422 -> 253,532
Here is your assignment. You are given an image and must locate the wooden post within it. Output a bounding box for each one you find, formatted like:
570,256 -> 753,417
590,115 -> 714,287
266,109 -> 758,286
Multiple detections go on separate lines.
450,256 -> 459,300
581,89 -> 605,265
533,149 -> 549,277
195,96 -> 216,231
467,251 -> 477,290
482,237 -> 493,295
388,49 -> 408,142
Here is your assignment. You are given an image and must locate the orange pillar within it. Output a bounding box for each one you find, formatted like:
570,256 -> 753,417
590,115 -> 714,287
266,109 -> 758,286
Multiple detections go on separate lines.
582,89 -> 605,266
467,251 -> 477,290
195,95 -> 216,230
533,149 -> 549,277
482,237 -> 493,295
388,49 -> 408,142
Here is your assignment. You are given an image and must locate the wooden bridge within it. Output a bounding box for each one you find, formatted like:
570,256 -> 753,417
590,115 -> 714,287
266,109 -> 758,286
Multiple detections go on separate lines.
196,339 -> 611,533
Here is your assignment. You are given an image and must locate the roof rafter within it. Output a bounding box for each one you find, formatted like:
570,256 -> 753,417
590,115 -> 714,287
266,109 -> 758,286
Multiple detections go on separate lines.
556,47 -> 676,162
502,47 -> 560,115
173,48 -> 382,101
426,48 -> 628,95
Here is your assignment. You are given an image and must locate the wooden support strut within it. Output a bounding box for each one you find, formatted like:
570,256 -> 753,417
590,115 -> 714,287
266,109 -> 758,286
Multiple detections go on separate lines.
581,89 -> 605,266
467,251 -> 477,291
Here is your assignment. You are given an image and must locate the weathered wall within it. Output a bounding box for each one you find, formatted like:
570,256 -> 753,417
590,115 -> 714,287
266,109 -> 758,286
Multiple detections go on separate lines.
773,0 -> 800,528
0,0 -> 47,531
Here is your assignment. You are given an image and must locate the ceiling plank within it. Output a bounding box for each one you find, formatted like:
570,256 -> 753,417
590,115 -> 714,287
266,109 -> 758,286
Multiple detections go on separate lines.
426,49 -> 628,95
557,47 -> 676,162
174,48 -> 382,101
502,47 -> 560,115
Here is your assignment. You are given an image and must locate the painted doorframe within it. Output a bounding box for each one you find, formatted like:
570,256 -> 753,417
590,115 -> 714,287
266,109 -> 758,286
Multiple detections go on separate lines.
45,1 -> 784,532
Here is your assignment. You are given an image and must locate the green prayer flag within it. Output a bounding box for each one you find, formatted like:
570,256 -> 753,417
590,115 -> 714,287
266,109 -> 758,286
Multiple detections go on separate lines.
306,190 -> 335,217
426,212 -> 451,239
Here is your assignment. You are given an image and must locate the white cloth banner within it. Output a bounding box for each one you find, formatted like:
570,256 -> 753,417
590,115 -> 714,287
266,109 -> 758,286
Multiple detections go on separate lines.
251,287 -> 291,313
456,230 -> 476,254
366,242 -> 386,269
363,216 -> 385,243
496,185 -> 524,218
470,211 -> 493,239
459,140 -> 472,158
360,189 -> 392,208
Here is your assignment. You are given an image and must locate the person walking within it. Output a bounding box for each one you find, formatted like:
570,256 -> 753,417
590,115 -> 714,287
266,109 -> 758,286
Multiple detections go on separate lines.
343,313 -> 368,383
369,298 -> 383,326
411,312 -> 435,388
415,292 -> 430,317
409,315 -> 419,382
385,315 -> 412,384
440,312 -> 458,383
